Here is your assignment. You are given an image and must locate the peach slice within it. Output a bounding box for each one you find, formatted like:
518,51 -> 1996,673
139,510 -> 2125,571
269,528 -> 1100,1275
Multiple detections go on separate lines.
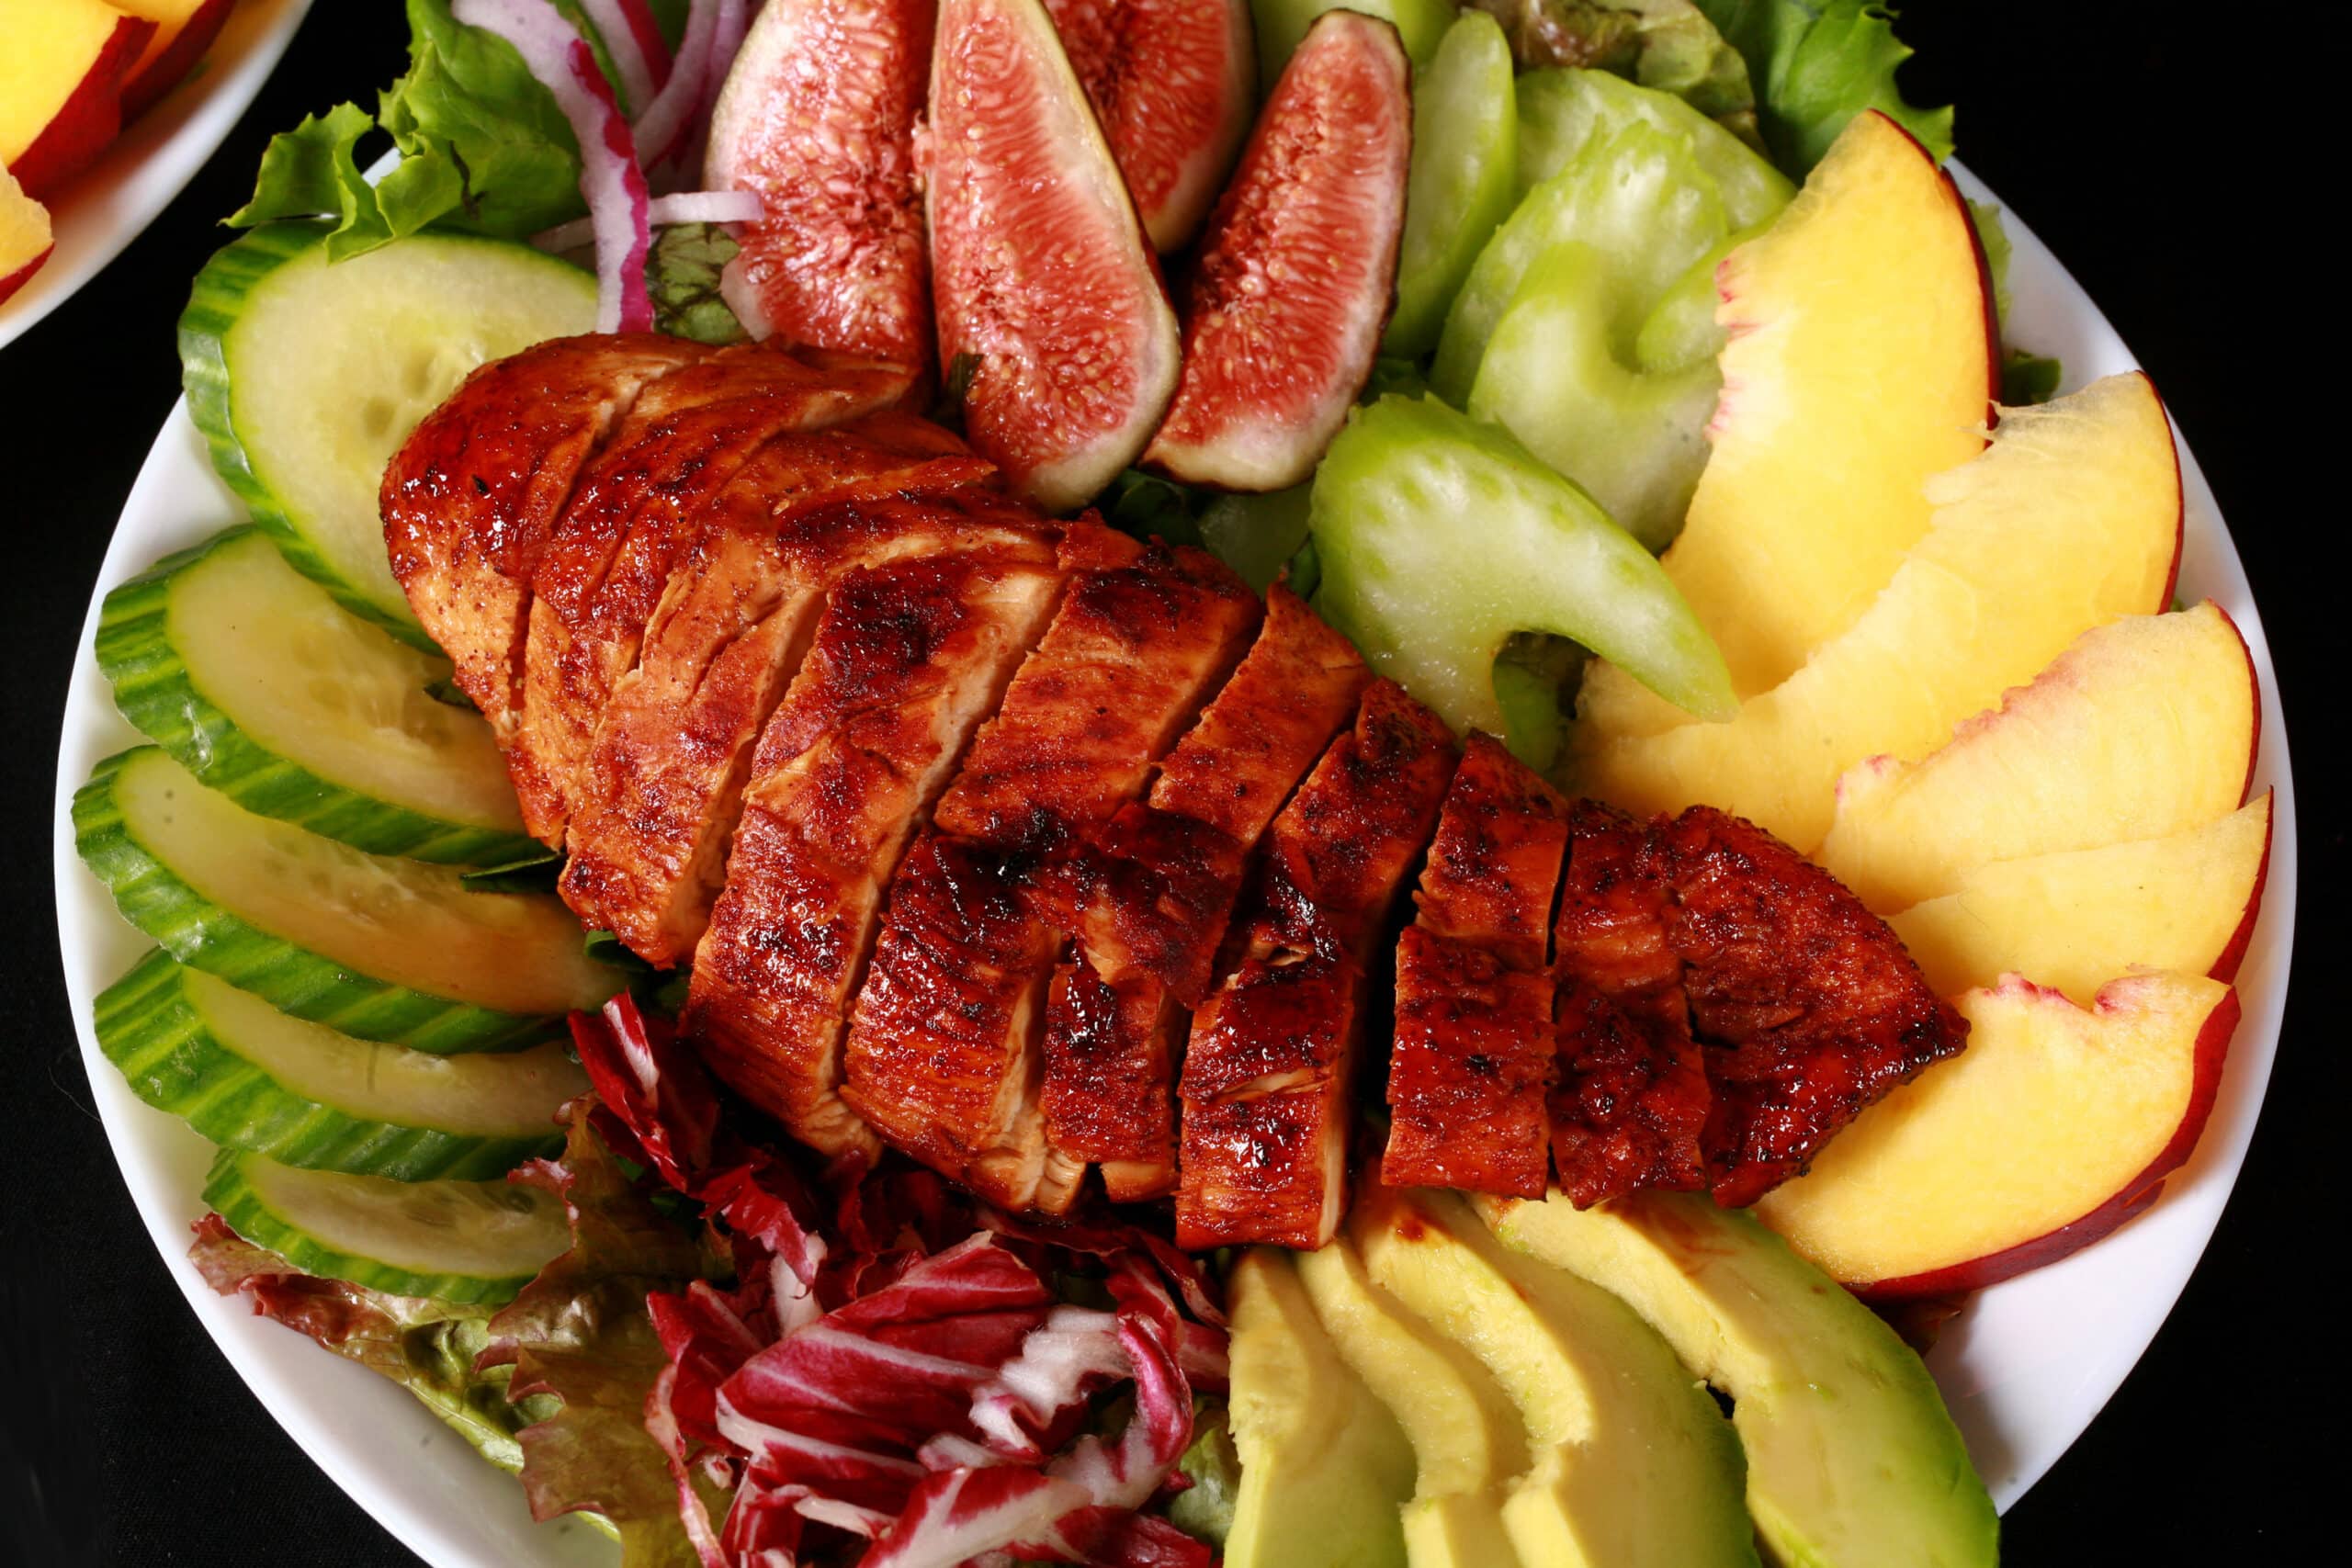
1577,373 -> 2181,849
107,0 -> 236,121
1817,603 -> 2257,912
1890,794 -> 2273,1004
1753,970 -> 2240,1298
0,0 -> 153,200
0,163 -> 52,305
1577,107 -> 1996,737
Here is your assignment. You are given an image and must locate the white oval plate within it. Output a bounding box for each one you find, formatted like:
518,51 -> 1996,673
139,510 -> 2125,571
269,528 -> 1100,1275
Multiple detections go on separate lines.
0,0 -> 316,352
50,164 -> 2298,1563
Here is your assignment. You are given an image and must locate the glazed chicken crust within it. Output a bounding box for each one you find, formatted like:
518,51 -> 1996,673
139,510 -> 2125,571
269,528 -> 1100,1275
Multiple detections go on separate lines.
383,332 -> 1974,1235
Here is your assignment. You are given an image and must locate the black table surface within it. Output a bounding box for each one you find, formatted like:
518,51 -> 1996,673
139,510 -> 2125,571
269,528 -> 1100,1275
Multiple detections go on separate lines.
0,5 -> 2329,1563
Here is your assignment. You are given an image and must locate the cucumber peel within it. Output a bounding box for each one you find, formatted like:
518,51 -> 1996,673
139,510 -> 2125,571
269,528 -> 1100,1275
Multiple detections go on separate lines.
180,223 -> 596,645
74,748 -> 616,1053
97,950 -> 581,1181
97,527 -> 538,866
204,1147 -> 571,1304
1309,395 -> 1734,738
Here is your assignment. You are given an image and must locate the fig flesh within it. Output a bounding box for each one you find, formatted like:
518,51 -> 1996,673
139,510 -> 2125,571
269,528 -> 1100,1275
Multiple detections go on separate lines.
1144,10 -> 1410,491
1042,0 -> 1257,252
929,0 -> 1182,511
704,0 -> 936,372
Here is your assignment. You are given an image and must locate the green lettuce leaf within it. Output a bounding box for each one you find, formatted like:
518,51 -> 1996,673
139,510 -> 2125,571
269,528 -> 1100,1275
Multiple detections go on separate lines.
232,0 -> 588,259
646,223 -> 749,345
1967,201 -> 2064,405
1167,1397 -> 1241,1546
477,1105 -> 715,1568
189,1214 -> 555,1474
1466,0 -> 1761,148
1691,0 -> 1951,175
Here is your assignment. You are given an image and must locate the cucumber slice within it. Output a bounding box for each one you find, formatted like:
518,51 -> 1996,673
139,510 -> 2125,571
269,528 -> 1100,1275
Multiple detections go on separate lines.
181,223 -> 597,644
1308,394 -> 1734,737
1515,67 -> 1792,226
74,748 -> 617,1053
96,951 -> 583,1180
203,1147 -> 571,1304
1383,11 -> 1517,359
97,527 -> 538,866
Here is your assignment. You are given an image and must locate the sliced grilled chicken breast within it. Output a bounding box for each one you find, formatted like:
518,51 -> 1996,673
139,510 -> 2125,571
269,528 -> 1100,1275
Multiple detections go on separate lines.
685,551 -> 1066,1159
1384,734 -> 1571,1197
1548,799 -> 1711,1207
1043,585 -> 1367,1200
843,529 -> 1261,1212
381,334 -> 715,737
509,347 -> 922,841
560,478 -> 1057,965
1176,681 -> 1456,1249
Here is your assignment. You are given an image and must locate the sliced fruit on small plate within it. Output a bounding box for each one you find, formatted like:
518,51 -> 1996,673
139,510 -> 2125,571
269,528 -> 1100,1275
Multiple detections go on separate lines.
0,0 -> 312,350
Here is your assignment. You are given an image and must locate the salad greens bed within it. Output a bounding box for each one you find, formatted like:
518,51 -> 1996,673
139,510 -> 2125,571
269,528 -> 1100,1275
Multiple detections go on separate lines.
64,0 -> 2056,1563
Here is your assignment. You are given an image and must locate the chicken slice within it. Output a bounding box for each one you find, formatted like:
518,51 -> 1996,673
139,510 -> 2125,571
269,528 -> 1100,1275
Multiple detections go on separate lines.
382,333 -> 716,737
843,530 -> 1263,1212
1660,806 -> 1968,1207
1384,734 -> 1570,1198
1177,681 -> 1456,1249
684,552 -> 1065,1159
1547,798 -> 1711,1208
508,348 -> 930,841
1042,586 -> 1369,1200
560,481 -> 1057,965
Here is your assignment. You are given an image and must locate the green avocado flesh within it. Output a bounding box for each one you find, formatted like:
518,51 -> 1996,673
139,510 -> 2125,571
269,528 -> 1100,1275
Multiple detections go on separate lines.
1225,1250 -> 1417,1568
1295,1235 -> 1527,1566
1353,1188 -> 1758,1568
1476,1190 -> 2000,1568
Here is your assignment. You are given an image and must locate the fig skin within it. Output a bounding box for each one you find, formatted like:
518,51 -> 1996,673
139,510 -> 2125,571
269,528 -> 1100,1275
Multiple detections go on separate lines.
705,0 -> 938,375
1042,0 -> 1258,253
1144,10 -> 1412,492
928,0 -> 1182,512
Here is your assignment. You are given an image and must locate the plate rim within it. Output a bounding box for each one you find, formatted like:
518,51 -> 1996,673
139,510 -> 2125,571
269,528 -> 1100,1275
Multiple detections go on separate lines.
47,161 -> 2298,1563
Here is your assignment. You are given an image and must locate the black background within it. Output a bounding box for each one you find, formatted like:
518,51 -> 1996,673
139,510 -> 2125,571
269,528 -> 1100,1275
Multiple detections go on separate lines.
0,4 -> 2331,1562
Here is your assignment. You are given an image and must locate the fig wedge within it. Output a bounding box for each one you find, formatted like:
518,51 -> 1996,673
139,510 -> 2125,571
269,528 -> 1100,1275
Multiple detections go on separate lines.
1144,10 -> 1409,491
1042,0 -> 1257,252
930,0 -> 1182,511
705,0 -> 935,371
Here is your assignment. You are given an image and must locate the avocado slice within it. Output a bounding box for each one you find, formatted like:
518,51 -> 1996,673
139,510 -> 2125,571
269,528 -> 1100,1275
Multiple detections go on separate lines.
1354,1186 -> 1758,1568
1226,1249 -> 1418,1568
1296,1235 -> 1528,1566
1476,1190 -> 2000,1568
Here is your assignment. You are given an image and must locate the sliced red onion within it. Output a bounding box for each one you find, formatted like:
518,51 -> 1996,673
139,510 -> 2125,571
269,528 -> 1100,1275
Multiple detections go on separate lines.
573,0 -> 662,109
633,0 -> 721,174
455,0 -> 654,333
